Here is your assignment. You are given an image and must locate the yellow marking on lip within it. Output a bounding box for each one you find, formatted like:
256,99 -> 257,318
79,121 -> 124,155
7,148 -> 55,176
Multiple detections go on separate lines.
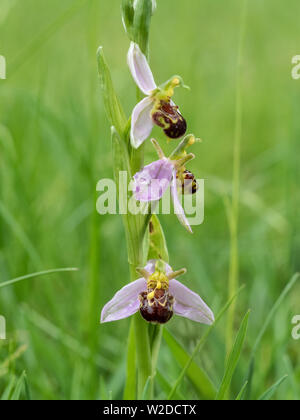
147,291 -> 155,300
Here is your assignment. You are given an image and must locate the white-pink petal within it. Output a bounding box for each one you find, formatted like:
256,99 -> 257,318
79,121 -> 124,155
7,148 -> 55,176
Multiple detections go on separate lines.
145,260 -> 172,276
133,158 -> 174,202
131,97 -> 154,149
127,42 -> 157,95
101,278 -> 147,323
169,279 -> 215,325
171,170 -> 193,233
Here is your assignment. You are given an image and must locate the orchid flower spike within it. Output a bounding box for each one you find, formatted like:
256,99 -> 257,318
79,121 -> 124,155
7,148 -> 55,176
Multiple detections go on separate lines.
132,139 -> 198,233
128,42 -> 187,149
101,260 -> 214,325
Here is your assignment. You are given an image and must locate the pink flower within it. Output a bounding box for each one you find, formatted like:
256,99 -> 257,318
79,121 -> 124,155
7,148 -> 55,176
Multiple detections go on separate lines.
132,140 -> 197,233
101,260 -> 214,325
128,42 -> 187,148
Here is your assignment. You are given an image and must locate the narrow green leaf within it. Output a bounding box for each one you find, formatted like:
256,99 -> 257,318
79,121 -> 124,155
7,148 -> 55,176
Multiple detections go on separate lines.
111,126 -> 132,192
283,355 -> 300,400
0,200 -> 42,268
1,376 -> 16,400
252,274 -> 300,357
141,376 -> 152,400
235,381 -> 248,400
156,370 -> 185,400
23,373 -> 32,401
258,375 -> 288,401
167,286 -> 245,400
121,0 -> 135,39
163,329 -> 216,400
216,311 -> 250,400
0,268 -> 78,289
133,0 -> 152,56
23,305 -> 113,370
245,273 -> 300,399
133,313 -> 152,399
97,47 -> 127,135
99,377 -> 109,400
148,215 -> 169,263
123,320 -> 137,400
11,371 -> 26,400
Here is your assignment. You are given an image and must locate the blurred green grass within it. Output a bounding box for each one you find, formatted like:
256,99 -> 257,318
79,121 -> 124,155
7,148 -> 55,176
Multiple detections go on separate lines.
0,0 -> 300,400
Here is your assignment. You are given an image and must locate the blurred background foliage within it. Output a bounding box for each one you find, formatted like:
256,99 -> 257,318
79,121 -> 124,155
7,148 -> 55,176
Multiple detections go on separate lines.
0,0 -> 299,400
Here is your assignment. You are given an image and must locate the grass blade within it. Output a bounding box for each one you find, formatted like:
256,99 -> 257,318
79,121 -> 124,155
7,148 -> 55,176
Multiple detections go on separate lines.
141,376 -> 152,400
226,0 -> 249,356
167,286 -> 245,400
164,329 -> 216,400
0,200 -> 42,267
1,376 -> 16,400
97,48 -> 127,136
258,375 -> 288,401
0,268 -> 78,289
216,310 -> 250,400
123,320 -> 137,400
156,370 -> 185,400
246,273 -> 300,398
10,371 -> 26,400
235,381 -> 248,400
252,273 -> 300,357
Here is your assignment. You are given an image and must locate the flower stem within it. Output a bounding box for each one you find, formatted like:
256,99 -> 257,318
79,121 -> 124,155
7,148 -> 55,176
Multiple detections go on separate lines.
226,0 -> 248,357
129,263 -> 152,399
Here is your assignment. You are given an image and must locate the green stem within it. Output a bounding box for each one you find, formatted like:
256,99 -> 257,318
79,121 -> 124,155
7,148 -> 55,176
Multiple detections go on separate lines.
226,0 -> 248,356
129,264 -> 152,399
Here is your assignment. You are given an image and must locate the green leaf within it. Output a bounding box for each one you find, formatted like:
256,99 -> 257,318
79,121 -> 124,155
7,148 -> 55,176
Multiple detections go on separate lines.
167,286 -> 245,400
133,313 -> 152,399
121,0 -> 135,39
111,126 -> 132,193
141,376 -> 152,400
97,47 -> 127,135
0,268 -> 78,289
123,320 -> 137,400
133,0 -> 152,56
235,381 -> 248,400
11,371 -> 26,400
156,370 -> 185,400
148,215 -> 169,263
23,374 -> 31,400
258,375 -> 288,401
245,273 -> 300,399
163,329 -> 216,400
99,377 -> 109,400
1,376 -> 16,400
216,311 -> 250,400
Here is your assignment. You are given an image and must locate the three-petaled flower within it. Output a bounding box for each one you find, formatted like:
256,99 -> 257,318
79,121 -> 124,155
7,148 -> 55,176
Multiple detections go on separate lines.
132,139 -> 197,233
101,260 -> 214,325
128,42 -> 187,149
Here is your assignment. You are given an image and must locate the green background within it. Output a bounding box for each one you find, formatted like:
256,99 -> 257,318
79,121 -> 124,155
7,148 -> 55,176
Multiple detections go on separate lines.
0,0 -> 300,400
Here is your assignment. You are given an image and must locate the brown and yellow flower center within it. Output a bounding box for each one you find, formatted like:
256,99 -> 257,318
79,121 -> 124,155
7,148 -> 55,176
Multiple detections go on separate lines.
176,169 -> 199,195
151,100 -> 187,140
139,271 -> 174,324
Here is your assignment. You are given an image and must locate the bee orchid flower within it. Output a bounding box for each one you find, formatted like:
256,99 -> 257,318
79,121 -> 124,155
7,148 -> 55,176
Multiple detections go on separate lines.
101,260 -> 214,325
128,42 -> 187,148
132,139 -> 198,233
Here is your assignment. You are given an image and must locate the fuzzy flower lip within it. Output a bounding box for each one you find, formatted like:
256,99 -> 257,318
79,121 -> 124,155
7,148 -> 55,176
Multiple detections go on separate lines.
128,42 -> 187,149
101,260 -> 214,325
132,140 -> 194,233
